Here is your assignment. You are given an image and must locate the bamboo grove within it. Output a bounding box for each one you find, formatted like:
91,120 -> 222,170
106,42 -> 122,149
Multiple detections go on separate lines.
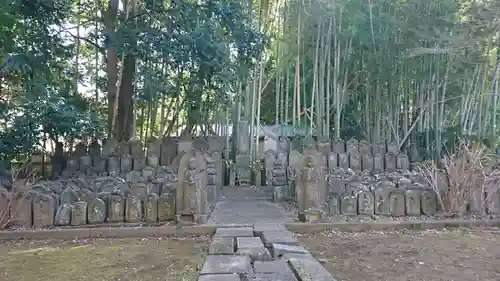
250,0 -> 500,161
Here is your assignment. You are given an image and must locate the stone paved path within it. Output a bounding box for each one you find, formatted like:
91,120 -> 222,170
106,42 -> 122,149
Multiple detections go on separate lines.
198,225 -> 338,281
200,186 -> 337,280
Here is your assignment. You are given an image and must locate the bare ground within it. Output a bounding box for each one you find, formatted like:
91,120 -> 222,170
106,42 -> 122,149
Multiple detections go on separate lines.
298,227 -> 500,281
0,236 -> 209,281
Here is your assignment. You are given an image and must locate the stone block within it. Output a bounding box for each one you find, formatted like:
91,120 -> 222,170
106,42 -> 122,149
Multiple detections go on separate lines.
209,237 -> 234,255
272,243 -> 310,257
287,255 -> 338,281
215,227 -> 254,237
253,224 -> 286,236
254,260 -> 291,273
198,274 -> 241,281
237,237 -> 265,249
236,235 -> 271,261
245,273 -> 298,281
236,247 -> 272,261
260,231 -> 299,248
200,255 -> 252,275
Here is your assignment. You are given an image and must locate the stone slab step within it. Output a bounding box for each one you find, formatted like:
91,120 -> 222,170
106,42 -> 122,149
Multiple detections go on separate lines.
272,243 -> 310,257
218,186 -> 273,201
259,230 -> 300,247
254,260 -> 292,273
200,255 -> 253,275
236,247 -> 272,261
244,272 -> 298,281
253,224 -> 287,236
199,274 -> 241,281
286,254 -> 338,281
237,237 -> 264,249
209,237 -> 234,254
215,227 -> 254,237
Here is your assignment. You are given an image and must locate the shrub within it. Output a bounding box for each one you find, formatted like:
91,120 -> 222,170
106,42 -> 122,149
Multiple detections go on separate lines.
416,141 -> 500,217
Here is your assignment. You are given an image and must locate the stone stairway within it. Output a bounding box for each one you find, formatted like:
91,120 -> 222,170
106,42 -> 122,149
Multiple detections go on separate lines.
198,225 -> 338,281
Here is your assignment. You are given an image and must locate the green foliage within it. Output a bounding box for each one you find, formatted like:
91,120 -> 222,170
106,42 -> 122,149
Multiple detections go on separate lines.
1,0 -> 266,162
0,0 -> 105,165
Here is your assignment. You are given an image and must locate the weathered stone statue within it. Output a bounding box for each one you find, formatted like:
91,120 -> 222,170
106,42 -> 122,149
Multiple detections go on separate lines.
297,152 -> 327,222
175,150 -> 208,224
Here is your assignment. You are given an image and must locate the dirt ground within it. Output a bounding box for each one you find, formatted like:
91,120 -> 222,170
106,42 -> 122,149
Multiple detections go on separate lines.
298,227 -> 500,281
0,236 -> 209,281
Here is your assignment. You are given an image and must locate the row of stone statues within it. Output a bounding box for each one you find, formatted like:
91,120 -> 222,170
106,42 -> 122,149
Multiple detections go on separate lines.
276,148 -> 500,221
1,150 -> 217,228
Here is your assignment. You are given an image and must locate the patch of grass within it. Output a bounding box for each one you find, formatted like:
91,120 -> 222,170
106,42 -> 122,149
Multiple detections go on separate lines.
0,236 -> 209,281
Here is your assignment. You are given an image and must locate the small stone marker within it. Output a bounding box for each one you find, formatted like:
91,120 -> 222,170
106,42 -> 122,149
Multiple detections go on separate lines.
71,201 -> 87,226
55,204 -> 71,225
200,255 -> 253,275
32,194 -> 55,228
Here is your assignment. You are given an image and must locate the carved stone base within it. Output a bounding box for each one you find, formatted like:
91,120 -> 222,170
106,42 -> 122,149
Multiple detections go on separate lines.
303,208 -> 324,222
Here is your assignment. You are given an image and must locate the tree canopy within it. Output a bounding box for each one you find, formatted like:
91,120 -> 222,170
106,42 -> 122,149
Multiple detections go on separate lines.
1,0 -> 500,166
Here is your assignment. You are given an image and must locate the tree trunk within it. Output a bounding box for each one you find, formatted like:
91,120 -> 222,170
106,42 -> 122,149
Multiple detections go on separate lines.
113,0 -> 137,141
114,53 -> 136,141
104,0 -> 119,136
